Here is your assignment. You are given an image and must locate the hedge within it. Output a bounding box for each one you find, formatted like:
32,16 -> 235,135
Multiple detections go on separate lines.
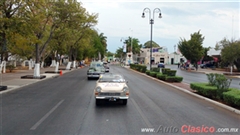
149,72 -> 157,77
130,64 -> 147,73
157,74 -> 167,81
223,88 -> 240,107
166,70 -> 177,76
162,68 -> 170,75
151,67 -> 160,72
190,83 -> 217,99
146,70 -> 151,75
165,76 -> 183,82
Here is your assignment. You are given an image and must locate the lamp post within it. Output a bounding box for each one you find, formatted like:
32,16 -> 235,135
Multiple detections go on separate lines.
129,28 -> 133,64
142,8 -> 162,70
174,45 -> 176,65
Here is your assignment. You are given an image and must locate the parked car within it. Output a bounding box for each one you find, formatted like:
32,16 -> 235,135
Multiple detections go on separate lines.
94,73 -> 129,106
200,62 -> 215,68
158,63 -> 165,68
87,62 -> 105,80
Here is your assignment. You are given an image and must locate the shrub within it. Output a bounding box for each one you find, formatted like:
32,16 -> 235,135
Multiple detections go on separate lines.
151,67 -> 160,72
215,75 -> 232,100
162,68 -> 170,75
166,70 -> 177,76
165,76 -> 183,82
146,70 -> 151,75
157,74 -> 167,81
206,73 -> 216,86
206,73 -> 232,100
149,72 -> 157,77
140,65 -> 147,73
223,88 -> 240,107
190,83 -> 217,99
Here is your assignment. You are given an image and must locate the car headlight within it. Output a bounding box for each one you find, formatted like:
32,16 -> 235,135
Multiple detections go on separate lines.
122,87 -> 128,92
95,86 -> 101,92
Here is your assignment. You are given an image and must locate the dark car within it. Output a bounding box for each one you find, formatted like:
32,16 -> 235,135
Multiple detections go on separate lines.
158,63 -> 165,68
103,62 -> 110,72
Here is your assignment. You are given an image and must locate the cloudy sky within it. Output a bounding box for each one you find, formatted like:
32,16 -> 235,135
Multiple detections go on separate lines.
80,0 -> 239,53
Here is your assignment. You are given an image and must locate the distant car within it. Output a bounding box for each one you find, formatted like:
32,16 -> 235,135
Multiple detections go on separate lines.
133,61 -> 139,64
158,63 -> 165,68
200,63 -> 215,68
87,62 -> 105,80
94,73 -> 129,106
103,62 -> 110,72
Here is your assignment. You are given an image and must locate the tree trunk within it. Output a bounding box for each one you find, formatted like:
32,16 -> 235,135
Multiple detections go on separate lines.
234,59 -> 240,72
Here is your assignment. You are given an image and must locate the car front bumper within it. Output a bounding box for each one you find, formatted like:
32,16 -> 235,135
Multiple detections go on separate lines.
87,74 -> 100,78
95,96 -> 129,99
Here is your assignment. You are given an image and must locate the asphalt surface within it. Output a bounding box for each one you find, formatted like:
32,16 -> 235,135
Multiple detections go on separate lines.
1,65 -> 240,135
149,65 -> 240,89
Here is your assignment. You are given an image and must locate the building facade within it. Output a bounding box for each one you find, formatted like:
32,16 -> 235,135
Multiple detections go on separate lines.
138,47 -> 169,64
168,52 -> 187,64
137,47 -> 187,65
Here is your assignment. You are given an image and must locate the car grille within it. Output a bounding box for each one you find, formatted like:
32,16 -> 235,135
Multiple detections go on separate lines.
99,93 -> 121,96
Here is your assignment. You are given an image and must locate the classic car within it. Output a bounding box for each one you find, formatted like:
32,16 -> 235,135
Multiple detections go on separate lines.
87,62 -> 105,80
94,73 -> 129,106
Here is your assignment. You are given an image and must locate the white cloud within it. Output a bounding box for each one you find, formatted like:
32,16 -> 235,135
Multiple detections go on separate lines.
80,1 -> 240,53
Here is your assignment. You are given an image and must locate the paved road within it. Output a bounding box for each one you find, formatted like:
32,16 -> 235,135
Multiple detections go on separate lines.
1,65 -> 240,135
148,65 -> 240,89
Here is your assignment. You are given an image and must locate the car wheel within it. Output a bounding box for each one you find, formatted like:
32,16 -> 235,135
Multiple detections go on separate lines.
122,99 -> 127,105
88,77 -> 91,80
96,99 -> 101,106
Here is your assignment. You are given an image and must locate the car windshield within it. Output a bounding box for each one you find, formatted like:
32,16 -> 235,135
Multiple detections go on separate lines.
99,74 -> 125,82
90,62 -> 103,68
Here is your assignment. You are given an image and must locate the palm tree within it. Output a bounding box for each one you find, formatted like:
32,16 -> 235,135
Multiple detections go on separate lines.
98,32 -> 107,60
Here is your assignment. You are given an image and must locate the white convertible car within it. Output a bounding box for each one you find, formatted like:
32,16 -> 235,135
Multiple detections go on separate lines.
94,73 -> 129,106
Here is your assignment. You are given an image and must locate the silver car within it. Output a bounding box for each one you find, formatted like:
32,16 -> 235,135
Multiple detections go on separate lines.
87,61 -> 105,80
94,73 -> 129,106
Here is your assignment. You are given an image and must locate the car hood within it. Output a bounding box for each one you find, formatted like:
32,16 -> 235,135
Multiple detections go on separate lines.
96,83 -> 127,92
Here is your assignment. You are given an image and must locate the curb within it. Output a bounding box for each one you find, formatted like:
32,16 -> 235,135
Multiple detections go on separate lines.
127,68 -> 240,115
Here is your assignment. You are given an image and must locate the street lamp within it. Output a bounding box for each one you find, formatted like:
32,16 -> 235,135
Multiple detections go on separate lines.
142,8 -> 162,70
174,45 -> 176,65
129,28 -> 133,53
120,37 -> 126,63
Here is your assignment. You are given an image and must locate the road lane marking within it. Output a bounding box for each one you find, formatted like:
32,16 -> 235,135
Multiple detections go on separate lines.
30,100 -> 65,130
131,98 -> 153,128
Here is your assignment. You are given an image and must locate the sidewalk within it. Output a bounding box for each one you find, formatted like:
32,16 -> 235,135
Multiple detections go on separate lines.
0,66 -> 80,93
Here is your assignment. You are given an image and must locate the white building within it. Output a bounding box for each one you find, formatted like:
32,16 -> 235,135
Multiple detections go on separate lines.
136,46 -> 187,65
138,47 -> 169,64
168,52 -> 187,64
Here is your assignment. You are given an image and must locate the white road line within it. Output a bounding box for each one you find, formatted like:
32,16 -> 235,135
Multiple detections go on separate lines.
30,100 -> 65,130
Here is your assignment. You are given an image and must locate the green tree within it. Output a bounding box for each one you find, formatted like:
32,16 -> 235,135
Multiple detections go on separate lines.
143,41 -> 160,48
0,0 -> 25,61
220,39 -> 240,71
202,47 -> 213,62
115,47 -> 124,61
178,31 -> 205,70
123,36 -> 141,54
